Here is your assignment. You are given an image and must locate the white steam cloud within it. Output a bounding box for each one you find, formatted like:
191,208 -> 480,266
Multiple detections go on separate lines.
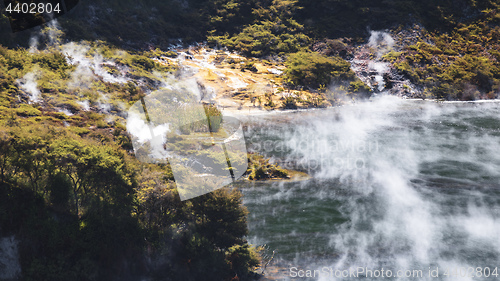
351,31 -> 396,92
62,42 -> 130,89
279,97 -> 500,279
16,69 -> 42,104
368,31 -> 395,56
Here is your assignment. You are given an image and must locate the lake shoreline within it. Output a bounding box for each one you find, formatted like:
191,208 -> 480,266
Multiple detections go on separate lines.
222,96 -> 500,120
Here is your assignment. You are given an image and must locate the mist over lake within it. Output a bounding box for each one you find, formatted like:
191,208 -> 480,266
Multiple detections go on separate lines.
242,96 -> 500,280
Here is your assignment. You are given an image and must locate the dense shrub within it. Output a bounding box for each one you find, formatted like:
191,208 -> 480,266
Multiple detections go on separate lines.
284,51 -> 354,88
211,21 -> 310,57
390,14 -> 500,100
208,0 -> 311,57
247,153 -> 289,180
0,120 -> 259,280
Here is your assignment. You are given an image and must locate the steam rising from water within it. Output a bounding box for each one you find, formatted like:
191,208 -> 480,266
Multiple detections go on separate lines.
243,96 -> 500,280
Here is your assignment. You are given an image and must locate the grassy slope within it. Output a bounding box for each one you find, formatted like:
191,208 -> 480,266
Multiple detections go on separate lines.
0,39 -> 265,280
2,0 -> 499,100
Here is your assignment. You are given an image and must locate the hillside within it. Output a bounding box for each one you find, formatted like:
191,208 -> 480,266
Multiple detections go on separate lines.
0,0 -> 499,280
3,0 -> 498,99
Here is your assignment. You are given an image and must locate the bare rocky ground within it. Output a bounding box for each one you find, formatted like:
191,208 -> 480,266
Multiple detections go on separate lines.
156,30 -> 424,116
350,29 -> 423,99
159,47 -> 290,113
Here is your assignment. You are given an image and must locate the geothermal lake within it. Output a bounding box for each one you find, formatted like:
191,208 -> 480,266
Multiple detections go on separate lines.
240,96 -> 500,281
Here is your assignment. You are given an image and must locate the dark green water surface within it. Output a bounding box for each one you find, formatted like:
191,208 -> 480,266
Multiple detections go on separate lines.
240,98 -> 500,280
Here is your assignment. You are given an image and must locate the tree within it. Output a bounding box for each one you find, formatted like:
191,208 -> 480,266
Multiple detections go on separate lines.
191,188 -> 248,250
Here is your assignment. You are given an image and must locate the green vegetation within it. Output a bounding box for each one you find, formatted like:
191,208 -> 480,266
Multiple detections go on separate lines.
281,96 -> 298,109
1,0 -> 494,50
0,39 -> 259,280
282,51 -> 370,99
0,120 -> 259,281
297,0 -> 499,38
390,18 -> 500,100
208,0 -> 310,57
246,153 -> 289,180
2,0 -> 498,98
284,51 -> 354,88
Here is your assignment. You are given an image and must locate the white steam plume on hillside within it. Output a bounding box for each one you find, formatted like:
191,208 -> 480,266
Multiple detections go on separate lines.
16,68 -> 42,104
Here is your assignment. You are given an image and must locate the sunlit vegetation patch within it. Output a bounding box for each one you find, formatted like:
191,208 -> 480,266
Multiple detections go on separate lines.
284,51 -> 353,88
0,39 -> 179,125
283,51 -> 371,101
246,153 -> 289,180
